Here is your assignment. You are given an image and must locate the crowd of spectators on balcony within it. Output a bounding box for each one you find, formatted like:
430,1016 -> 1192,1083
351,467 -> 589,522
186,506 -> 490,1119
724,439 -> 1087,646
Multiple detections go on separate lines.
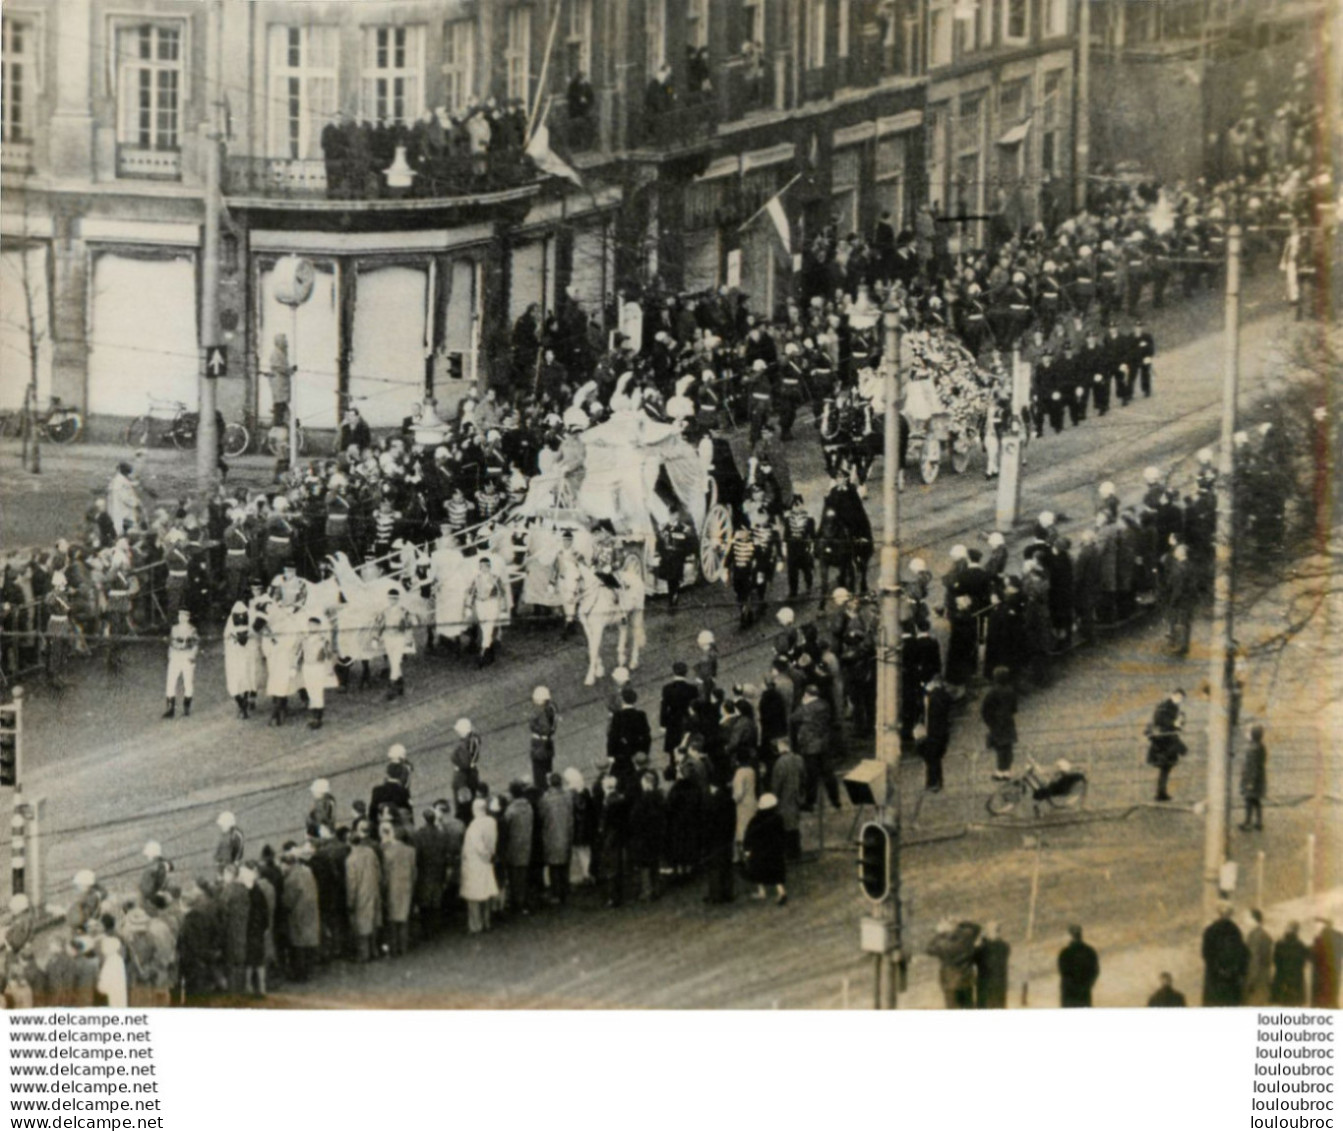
317,100 -> 534,201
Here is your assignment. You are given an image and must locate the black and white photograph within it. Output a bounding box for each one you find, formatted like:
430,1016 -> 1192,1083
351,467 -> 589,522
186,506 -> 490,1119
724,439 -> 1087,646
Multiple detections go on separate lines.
0,0 -> 1338,1045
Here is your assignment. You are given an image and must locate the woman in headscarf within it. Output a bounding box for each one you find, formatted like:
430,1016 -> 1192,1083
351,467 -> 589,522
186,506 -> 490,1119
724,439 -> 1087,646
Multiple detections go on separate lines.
563,767 -> 595,886
743,793 -> 788,906
223,600 -> 256,718
460,798 -> 499,934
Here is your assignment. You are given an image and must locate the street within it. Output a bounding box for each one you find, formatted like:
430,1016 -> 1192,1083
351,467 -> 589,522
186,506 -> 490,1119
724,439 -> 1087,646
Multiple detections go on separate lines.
8,270 -> 1338,1008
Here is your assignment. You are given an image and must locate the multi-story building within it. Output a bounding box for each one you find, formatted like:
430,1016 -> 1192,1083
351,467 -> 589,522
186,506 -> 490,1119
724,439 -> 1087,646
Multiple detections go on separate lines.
0,0 -> 941,432
923,0 -> 1076,249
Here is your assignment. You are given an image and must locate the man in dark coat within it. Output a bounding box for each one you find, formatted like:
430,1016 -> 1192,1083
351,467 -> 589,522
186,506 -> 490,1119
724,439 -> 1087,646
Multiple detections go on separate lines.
702,781 -> 737,905
608,688 -> 652,793
980,667 -> 1019,780
412,809 -> 452,938
1201,903 -> 1249,1006
1271,921 -> 1311,1006
659,663 -> 698,761
791,684 -> 839,812
177,887 -> 222,1004
1057,924 -> 1100,1007
742,794 -> 788,905
1145,688 -> 1187,802
628,772 -> 667,902
927,919 -> 981,1009
1147,972 -> 1187,1007
975,923 -> 1010,1009
1311,918 -> 1342,1009
919,673 -> 954,793
1239,724 -> 1268,831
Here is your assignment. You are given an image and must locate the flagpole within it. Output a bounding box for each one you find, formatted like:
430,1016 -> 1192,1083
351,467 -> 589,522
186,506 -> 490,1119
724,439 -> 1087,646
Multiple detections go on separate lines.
528,0 -> 566,143
737,172 -> 803,234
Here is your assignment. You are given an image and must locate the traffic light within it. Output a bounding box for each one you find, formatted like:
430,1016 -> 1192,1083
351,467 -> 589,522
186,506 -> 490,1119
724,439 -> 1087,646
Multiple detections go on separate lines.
858,822 -> 892,902
0,727 -> 16,788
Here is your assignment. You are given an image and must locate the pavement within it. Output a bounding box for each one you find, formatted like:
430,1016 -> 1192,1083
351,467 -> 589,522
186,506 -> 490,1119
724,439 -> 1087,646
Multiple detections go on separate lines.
5,269 -> 1338,1008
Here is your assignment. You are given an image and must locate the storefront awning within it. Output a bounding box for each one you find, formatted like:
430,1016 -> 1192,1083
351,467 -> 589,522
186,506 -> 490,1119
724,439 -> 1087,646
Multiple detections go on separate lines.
997,119 -> 1032,146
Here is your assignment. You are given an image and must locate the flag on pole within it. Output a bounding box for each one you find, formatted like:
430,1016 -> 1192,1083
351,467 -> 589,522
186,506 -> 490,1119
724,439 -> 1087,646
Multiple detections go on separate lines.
765,194 -> 792,257
525,122 -> 583,186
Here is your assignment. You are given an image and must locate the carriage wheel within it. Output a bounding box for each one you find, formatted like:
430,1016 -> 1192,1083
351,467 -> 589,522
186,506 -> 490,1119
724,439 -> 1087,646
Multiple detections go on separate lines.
950,434 -> 972,475
920,436 -> 942,485
699,504 -> 732,583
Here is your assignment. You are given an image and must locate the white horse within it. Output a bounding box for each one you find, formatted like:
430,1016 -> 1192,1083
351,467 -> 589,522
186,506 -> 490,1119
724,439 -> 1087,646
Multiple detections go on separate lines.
576,556 -> 647,686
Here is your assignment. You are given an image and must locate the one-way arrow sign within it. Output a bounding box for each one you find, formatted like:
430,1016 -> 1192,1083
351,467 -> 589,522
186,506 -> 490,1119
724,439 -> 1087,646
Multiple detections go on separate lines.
205,347 -> 228,378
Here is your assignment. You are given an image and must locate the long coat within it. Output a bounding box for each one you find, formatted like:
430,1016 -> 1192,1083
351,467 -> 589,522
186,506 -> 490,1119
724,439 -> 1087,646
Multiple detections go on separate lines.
1240,739 -> 1267,800
732,765 -> 758,843
980,686 -> 1018,748
381,838 -> 417,925
1244,925 -> 1274,1005
460,815 -> 499,902
220,881 -> 251,967
628,788 -> 667,870
503,799 -> 535,868
743,808 -> 787,886
664,777 -> 704,868
1058,940 -> 1100,1007
1201,917 -> 1249,1006
770,752 -> 805,834
1271,933 -> 1310,1006
413,824 -> 452,909
281,865 -> 320,949
344,843 -> 383,938
538,789 -> 575,866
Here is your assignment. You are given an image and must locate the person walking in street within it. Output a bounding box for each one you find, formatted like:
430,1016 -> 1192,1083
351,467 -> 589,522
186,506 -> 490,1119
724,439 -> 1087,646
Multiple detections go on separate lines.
770,740 -> 805,861
743,793 -> 788,906
374,586 -> 418,700
162,609 -> 199,719
529,686 -> 560,788
1311,917 -> 1342,1009
379,822 -> 416,958
919,672 -> 953,793
451,718 -> 482,805
1271,920 -> 1311,1006
1239,724 -> 1268,831
1145,688 -> 1187,802
792,683 -> 840,812
1057,925 -> 1100,1007
1147,972 -> 1187,1007
1244,908 -> 1274,1005
981,667 -> 1018,780
975,923 -> 1010,1009
927,919 -> 981,1009
1202,902 -> 1249,1006
461,798 -> 499,934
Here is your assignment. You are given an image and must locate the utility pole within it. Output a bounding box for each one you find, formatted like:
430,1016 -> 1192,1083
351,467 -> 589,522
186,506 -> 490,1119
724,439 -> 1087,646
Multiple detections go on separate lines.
1204,224 -> 1241,916
1074,0 -> 1092,212
877,306 -> 903,1009
196,0 -> 223,491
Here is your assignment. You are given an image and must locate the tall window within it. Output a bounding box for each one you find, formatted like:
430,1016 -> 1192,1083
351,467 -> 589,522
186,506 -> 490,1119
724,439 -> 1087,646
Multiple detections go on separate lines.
999,78 -> 1027,126
267,25 -> 338,160
1043,0 -> 1068,37
1041,70 -> 1062,174
565,0 -> 593,79
806,0 -> 828,70
686,0 -> 709,50
875,133 -> 907,226
116,23 -> 182,150
645,0 -> 666,80
1,16 -> 37,143
361,26 -> 423,125
505,6 -> 531,103
929,0 -> 953,67
926,105 -> 947,210
742,0 -> 765,50
1003,0 -> 1028,43
442,18 -> 474,113
837,0 -> 851,58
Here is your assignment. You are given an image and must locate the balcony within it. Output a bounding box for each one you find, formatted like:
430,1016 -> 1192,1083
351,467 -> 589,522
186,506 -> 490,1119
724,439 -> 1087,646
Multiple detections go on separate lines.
1,139 -> 34,175
547,103 -> 600,155
720,56 -> 780,121
116,145 -> 182,181
628,101 -> 720,156
223,150 -> 540,203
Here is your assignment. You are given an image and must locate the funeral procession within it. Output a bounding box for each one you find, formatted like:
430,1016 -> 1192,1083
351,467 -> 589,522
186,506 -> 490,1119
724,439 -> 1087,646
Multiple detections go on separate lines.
0,0 -> 1339,1012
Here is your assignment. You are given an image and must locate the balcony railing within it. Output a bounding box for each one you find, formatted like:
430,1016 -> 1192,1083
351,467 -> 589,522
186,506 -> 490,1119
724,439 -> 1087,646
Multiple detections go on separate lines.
1,139 -> 34,174
223,150 -> 540,202
547,104 -> 599,154
116,145 -> 182,181
629,101 -> 720,153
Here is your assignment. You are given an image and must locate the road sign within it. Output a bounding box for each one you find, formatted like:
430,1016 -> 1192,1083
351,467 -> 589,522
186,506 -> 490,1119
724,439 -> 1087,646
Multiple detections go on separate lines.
205,346 -> 228,378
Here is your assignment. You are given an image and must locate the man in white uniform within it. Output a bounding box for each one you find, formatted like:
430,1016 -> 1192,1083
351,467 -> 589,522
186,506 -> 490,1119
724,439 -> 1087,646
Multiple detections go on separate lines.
375,586 -> 419,700
300,616 -> 334,729
465,556 -> 511,667
163,609 -> 199,719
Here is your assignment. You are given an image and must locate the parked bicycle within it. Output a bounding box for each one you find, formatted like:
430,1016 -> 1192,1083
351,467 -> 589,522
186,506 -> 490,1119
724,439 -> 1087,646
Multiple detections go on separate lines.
985,759 -> 1089,818
0,395 -> 83,445
124,396 -> 251,457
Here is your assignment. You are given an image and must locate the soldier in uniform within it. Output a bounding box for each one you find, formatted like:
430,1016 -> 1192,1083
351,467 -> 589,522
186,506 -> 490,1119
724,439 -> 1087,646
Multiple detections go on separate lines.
777,343 -> 807,440
374,586 -> 419,697
960,283 -> 990,357
1070,246 -> 1097,315
1124,233 -> 1149,316
465,556 -> 511,667
1096,240 -> 1122,319
1102,321 -> 1132,407
549,529 -> 587,635
162,608 -> 200,720
1060,342 -> 1087,427
222,511 -> 252,605
264,497 -> 296,580
1037,348 -> 1067,435
300,616 -> 334,729
1081,328 -> 1111,417
727,524 -> 761,629
783,495 -> 817,600
1133,317 -> 1156,399
1036,260 -> 1064,338
163,531 -> 190,620
44,571 -> 75,686
656,517 -> 693,610
746,359 -> 774,446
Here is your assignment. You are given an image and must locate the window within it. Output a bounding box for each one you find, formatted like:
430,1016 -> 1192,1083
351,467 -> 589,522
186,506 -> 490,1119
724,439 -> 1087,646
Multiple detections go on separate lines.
1003,0 -> 1028,43
565,0 -> 593,79
999,78 -> 1027,125
442,19 -> 474,113
1,16 -> 38,143
875,132 -> 907,226
837,0 -> 851,58
1043,0 -> 1068,37
645,0 -> 665,80
742,0 -> 765,51
116,23 -> 182,150
1041,70 -> 1062,174
361,26 -> 424,126
806,0 -> 828,70
267,25 -> 338,160
929,0 -> 953,67
956,94 -> 983,154
926,105 -> 948,209
686,0 -> 709,50
505,6 -> 531,103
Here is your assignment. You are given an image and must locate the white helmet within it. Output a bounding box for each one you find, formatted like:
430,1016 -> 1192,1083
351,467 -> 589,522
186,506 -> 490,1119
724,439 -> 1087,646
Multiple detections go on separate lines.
216,811 -> 236,831
909,558 -> 927,574
387,743 -> 407,763
143,841 -> 162,860
532,686 -> 551,705
1143,466 -> 1161,484
987,532 -> 1005,548
949,544 -> 968,561
1038,511 -> 1056,527
776,607 -> 795,627
832,588 -> 852,606
310,779 -> 330,796
73,869 -> 96,890
1098,481 -> 1116,498
612,666 -> 631,685
453,719 -> 472,738
697,630 -> 715,649
1197,448 -> 1214,464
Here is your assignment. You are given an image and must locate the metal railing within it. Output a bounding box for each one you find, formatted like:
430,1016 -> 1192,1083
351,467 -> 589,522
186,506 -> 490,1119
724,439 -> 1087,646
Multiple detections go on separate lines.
223,151 -> 539,202
116,145 -> 182,181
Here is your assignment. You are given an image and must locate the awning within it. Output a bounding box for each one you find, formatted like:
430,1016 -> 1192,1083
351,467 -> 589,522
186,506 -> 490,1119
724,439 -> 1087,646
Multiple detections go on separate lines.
997,119 -> 1032,146
742,143 -> 796,173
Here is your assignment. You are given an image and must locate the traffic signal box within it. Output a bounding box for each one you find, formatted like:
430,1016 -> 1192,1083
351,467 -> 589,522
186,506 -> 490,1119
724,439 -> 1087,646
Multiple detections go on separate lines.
858,822 -> 893,903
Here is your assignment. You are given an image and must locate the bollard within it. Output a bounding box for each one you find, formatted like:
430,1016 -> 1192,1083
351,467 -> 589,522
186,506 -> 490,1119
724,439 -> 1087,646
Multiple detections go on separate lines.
10,789 -> 26,897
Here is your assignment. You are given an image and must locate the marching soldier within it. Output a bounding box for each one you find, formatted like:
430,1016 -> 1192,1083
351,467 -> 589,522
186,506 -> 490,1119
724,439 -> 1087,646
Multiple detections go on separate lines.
783,495 -> 817,600
549,529 -> 587,635
1036,260 -> 1064,338
1070,245 -> 1097,314
300,616 -> 334,729
1080,328 -> 1111,417
162,608 -> 199,719
1133,317 -> 1156,399
264,496 -> 296,579
656,517 -> 693,610
727,523 -> 761,629
1096,240 -> 1122,319
778,343 -> 807,440
224,599 -> 255,719
465,555 -> 511,667
1124,233 -> 1149,315
1060,341 -> 1087,427
373,586 -> 419,697
324,473 -> 354,560
222,510 -> 252,605
1102,321 -> 1132,407
1037,347 -> 1066,435
44,571 -> 75,686
746,359 -> 774,445
163,531 -> 190,620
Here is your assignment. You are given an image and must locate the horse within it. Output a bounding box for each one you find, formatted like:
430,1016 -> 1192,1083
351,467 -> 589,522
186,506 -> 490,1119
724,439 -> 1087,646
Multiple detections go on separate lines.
575,555 -> 647,686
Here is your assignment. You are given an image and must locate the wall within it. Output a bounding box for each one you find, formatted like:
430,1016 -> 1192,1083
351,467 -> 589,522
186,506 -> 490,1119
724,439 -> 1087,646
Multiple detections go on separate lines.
1089,56 -> 1205,183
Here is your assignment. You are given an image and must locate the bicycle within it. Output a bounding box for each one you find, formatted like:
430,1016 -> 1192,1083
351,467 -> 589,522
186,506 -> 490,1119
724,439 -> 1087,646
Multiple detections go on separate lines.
985,759 -> 1088,818
124,396 -> 251,457
0,395 -> 83,445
